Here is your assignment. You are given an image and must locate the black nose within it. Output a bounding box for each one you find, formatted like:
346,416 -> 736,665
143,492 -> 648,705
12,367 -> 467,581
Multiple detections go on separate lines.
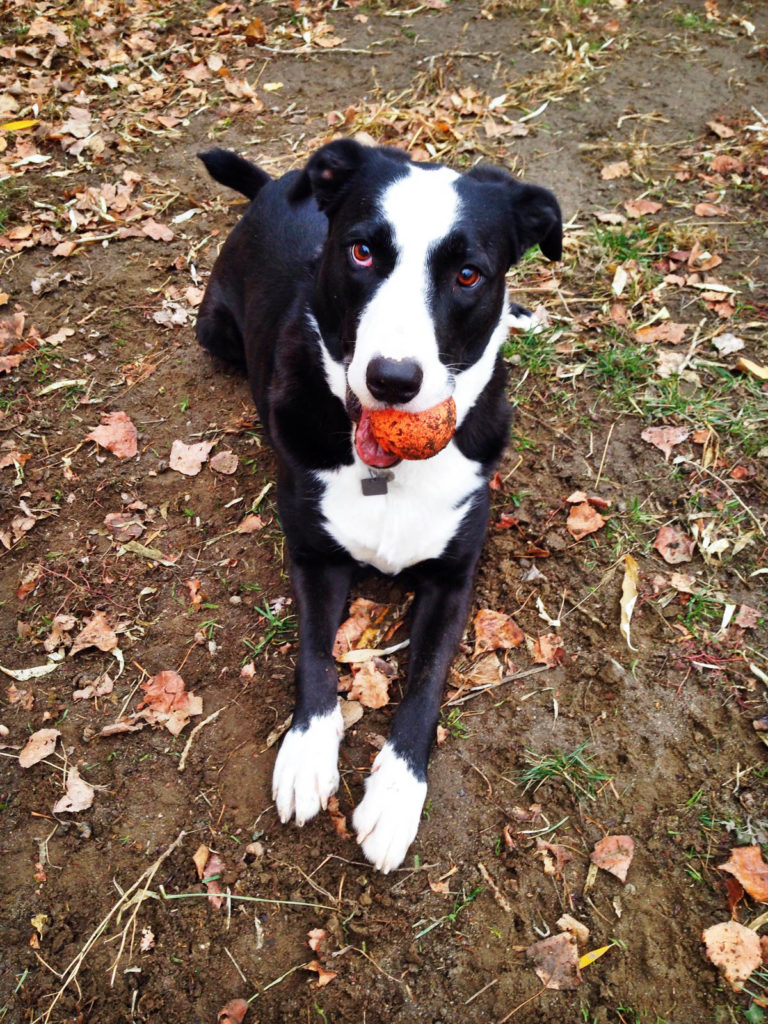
366,357 -> 423,405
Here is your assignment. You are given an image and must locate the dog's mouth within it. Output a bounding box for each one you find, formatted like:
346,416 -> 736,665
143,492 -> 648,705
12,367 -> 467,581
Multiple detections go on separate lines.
345,390 -> 401,469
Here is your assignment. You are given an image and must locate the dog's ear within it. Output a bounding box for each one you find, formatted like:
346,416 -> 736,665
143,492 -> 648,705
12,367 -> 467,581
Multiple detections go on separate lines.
289,139 -> 368,214
508,181 -> 563,262
465,166 -> 563,262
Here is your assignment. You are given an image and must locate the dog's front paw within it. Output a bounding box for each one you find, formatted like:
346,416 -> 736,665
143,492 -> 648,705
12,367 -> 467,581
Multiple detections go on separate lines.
352,744 -> 427,874
272,707 -> 343,826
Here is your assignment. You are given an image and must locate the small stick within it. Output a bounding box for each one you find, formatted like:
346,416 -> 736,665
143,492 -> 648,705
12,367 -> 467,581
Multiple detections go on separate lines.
178,707 -> 224,772
478,862 -> 512,912
594,421 -> 615,491
465,977 -> 498,1005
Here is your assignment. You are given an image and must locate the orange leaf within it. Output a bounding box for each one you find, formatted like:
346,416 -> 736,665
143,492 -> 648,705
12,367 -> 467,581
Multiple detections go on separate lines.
718,846 -> 768,903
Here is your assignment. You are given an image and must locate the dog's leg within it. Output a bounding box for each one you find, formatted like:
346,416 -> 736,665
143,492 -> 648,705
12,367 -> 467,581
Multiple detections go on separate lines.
353,564 -> 476,872
196,281 -> 247,371
272,558 -> 354,827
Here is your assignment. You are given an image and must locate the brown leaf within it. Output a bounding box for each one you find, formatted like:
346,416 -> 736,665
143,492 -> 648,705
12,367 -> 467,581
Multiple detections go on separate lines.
70,610 -> 118,656
16,564 -> 44,601
735,605 -> 760,629
531,634 -> 565,667
735,356 -> 768,382
472,609 -> 524,658
327,795 -> 352,839
104,511 -> 144,542
536,838 -> 573,878
210,450 -> 239,475
527,932 -> 581,990
139,670 -> 202,735
566,502 -> 606,541
72,671 -> 114,701
718,846 -> 768,903
624,199 -> 662,218
695,202 -> 728,217
707,120 -> 734,138
600,160 -> 631,180
169,439 -> 214,476
635,322 -> 689,345
218,999 -> 248,1024
333,598 -> 389,659
141,219 -> 174,243
202,851 -> 225,909
305,961 -> 338,987
308,928 -> 327,953
653,526 -> 695,565
192,844 -> 210,880
236,513 -> 264,534
702,921 -> 762,991
641,425 -> 689,460
86,411 -> 138,459
590,834 -> 635,882
52,766 -> 94,813
347,657 -> 395,709
19,728 -> 60,768
244,16 -> 267,43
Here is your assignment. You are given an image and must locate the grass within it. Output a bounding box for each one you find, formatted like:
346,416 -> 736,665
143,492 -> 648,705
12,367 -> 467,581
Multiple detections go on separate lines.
243,600 -> 297,660
517,741 -> 611,802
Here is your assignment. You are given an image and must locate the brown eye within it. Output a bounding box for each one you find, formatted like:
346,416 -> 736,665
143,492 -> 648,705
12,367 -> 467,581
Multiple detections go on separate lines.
351,242 -> 373,267
457,266 -> 481,287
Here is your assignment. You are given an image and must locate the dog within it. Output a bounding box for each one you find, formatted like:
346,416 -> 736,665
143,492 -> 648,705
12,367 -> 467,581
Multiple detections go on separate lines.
196,139 -> 562,872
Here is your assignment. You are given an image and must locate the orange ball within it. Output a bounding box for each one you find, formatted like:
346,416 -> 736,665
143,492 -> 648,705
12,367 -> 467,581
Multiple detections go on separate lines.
368,397 -> 457,461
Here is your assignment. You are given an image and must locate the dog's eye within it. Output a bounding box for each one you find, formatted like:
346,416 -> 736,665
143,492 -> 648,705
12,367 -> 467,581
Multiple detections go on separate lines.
350,242 -> 373,267
457,266 -> 481,288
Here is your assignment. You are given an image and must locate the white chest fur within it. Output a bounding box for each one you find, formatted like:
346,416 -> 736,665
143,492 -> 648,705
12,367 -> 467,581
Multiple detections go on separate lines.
316,442 -> 482,575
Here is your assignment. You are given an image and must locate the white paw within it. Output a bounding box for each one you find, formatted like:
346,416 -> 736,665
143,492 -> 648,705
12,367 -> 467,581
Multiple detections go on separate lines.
352,743 -> 427,874
272,706 -> 343,826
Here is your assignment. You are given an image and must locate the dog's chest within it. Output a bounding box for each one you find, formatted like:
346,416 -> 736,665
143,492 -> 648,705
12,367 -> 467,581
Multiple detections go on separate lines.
316,443 -> 482,574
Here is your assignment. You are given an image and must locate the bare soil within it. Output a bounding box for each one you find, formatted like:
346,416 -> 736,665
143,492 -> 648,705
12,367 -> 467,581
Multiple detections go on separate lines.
1,2 -> 767,1023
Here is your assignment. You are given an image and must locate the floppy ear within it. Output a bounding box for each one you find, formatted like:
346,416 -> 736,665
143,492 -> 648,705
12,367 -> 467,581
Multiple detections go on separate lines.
508,181 -> 563,262
289,138 -> 368,214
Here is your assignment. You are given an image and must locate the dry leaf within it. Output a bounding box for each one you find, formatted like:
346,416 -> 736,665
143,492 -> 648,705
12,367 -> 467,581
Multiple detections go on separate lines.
139,927 -> 155,952
735,605 -> 759,629
44,613 -> 77,653
653,526 -> 695,565
86,411 -> 138,459
702,920 -> 761,991
218,999 -> 248,1024
19,728 -> 60,768
202,851 -> 225,909
711,333 -> 744,356
566,502 -> 606,541
641,425 -> 689,459
624,199 -> 662,218
169,439 -> 215,476
707,120 -> 734,138
244,16 -> 267,44
619,554 -> 639,651
600,160 -> 631,180
210,450 -> 239,475
333,598 -> 389,659
635,322 -> 689,345
70,610 -> 118,656
73,671 -> 114,700
718,846 -> 768,903
557,914 -> 590,946
104,511 -> 144,542
138,670 -> 202,736
308,928 -> 327,953
590,834 -> 635,882
52,766 -> 94,813
735,356 -> 768,382
473,609 -> 524,658
527,932 -> 581,990
347,658 -> 395,709
327,795 -> 352,839
236,513 -> 264,534
305,961 -> 338,988
695,202 -> 728,217
193,844 -> 210,880
142,219 -> 174,242
536,838 -> 573,878
531,634 -> 565,667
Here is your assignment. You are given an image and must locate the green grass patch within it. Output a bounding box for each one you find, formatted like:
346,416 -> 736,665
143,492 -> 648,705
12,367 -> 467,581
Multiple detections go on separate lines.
517,740 -> 611,802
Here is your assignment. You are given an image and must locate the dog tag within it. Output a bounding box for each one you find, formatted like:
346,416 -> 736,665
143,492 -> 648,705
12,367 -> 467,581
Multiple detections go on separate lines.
361,475 -> 388,496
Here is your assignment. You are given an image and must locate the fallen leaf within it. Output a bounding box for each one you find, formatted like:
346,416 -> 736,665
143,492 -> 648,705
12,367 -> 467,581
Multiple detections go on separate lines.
185,579 -> 203,607
590,834 -> 635,882
635,322 -> 689,345
734,356 -> 768,382
305,960 -> 338,988
735,605 -> 760,629
641,425 -> 689,459
327,795 -> 352,839
244,16 -> 267,44
44,613 -> 77,653
86,411 -> 138,459
535,838 -> 572,878
193,844 -> 210,880
308,928 -> 327,953
104,511 -> 144,542
16,564 -> 44,600
139,670 -> 202,736
718,846 -> 768,903
473,609 -> 524,658
347,657 -> 395,709
624,199 -> 662,218
72,671 -> 114,700
702,920 -> 761,991
527,932 -> 581,990
600,160 -> 631,180
139,927 -> 155,952
169,439 -> 215,476
235,513 -> 264,534
52,766 -> 94,813
333,598 -> 389,659
141,219 -> 174,242
619,554 -> 639,651
210,450 -> 239,475
566,502 -> 606,541
218,999 -> 248,1024
695,202 -> 728,217
19,728 -> 60,768
557,914 -> 590,946
531,634 -> 565,667
579,945 -> 613,969
0,660 -> 58,682
70,610 -> 118,656
711,333 -> 744,356
201,851 -> 225,909
707,120 -> 734,138
655,349 -> 686,378
653,526 -> 695,564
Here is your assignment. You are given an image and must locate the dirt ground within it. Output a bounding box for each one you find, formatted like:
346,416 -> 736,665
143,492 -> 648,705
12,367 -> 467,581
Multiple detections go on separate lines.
1,1 -> 767,1022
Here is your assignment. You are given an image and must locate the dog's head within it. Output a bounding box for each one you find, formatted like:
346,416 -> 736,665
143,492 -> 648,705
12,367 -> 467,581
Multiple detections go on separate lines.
291,139 -> 561,437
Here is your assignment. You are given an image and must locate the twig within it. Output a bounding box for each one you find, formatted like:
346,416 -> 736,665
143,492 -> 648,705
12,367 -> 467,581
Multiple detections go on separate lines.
594,421 -> 615,491
178,707 -> 224,772
35,830 -> 186,1024
443,665 -> 549,707
465,977 -> 498,1005
497,982 -> 548,1022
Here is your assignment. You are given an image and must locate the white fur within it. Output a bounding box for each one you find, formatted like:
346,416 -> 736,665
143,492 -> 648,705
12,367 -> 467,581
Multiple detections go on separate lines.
353,743 -> 427,873
346,166 -> 461,413
272,705 -> 343,826
316,441 -> 482,575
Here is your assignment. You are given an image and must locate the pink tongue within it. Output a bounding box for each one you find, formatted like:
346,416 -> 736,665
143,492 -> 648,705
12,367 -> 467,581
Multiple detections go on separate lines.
355,409 -> 399,468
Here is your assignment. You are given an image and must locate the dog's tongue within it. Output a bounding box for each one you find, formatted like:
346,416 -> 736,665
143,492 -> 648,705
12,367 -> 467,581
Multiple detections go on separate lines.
355,408 -> 400,468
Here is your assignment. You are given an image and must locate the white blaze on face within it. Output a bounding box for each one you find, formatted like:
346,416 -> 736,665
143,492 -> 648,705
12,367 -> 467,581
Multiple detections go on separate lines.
346,165 -> 461,413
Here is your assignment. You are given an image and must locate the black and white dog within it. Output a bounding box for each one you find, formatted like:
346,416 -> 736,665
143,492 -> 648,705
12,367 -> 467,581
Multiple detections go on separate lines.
196,139 -> 561,872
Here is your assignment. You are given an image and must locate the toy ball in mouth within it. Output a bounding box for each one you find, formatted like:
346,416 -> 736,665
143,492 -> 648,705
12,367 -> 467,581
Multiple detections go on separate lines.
355,397 -> 457,466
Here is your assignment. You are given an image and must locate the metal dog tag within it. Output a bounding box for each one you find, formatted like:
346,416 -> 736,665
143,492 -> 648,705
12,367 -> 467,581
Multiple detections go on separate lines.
361,471 -> 393,496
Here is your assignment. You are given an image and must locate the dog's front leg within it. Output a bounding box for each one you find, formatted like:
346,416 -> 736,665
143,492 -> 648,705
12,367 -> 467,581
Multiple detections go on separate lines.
353,565 -> 476,873
272,557 -> 354,827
